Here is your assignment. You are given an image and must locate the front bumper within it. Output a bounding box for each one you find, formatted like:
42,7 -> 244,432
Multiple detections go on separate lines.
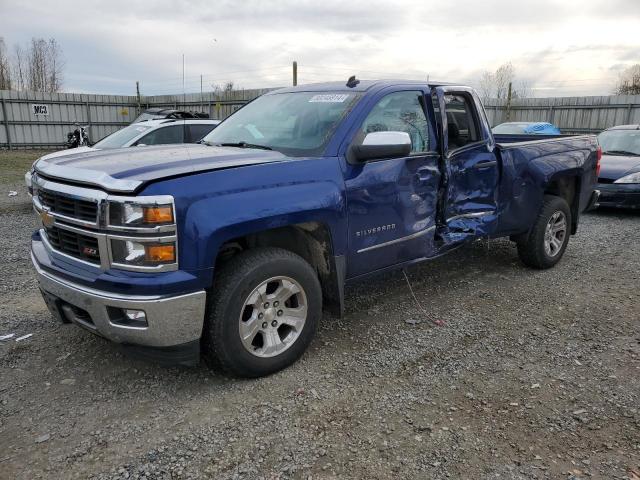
596,183 -> 640,209
32,247 -> 207,353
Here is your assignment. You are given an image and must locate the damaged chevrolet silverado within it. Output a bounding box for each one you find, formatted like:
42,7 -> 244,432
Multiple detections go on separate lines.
29,79 -> 600,377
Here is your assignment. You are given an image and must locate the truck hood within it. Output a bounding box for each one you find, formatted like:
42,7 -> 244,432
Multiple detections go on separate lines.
34,144 -> 288,193
598,154 -> 640,181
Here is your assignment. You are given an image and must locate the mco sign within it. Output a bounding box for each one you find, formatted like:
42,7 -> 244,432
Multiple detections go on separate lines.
31,104 -> 50,116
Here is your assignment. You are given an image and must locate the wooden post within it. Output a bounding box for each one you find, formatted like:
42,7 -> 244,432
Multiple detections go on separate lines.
136,81 -> 141,115
1,98 -> 11,150
292,61 -> 298,86
85,101 -> 92,143
505,82 -> 513,121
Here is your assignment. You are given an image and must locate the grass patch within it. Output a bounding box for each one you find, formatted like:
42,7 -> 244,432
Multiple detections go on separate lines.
0,150 -> 55,188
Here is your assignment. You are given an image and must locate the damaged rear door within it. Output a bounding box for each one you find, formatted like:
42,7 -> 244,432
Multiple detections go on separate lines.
433,86 -> 499,245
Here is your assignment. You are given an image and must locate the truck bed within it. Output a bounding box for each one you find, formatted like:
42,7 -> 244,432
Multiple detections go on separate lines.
493,133 -> 584,145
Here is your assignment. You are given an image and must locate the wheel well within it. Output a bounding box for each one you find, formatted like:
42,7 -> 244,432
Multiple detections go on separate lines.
215,223 -> 343,315
544,176 -> 580,234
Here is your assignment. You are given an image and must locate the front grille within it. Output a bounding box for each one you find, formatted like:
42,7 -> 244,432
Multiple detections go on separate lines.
45,225 -> 101,264
38,189 -> 98,222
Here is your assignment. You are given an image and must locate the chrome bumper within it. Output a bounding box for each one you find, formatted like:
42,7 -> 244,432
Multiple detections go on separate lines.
32,252 -> 207,348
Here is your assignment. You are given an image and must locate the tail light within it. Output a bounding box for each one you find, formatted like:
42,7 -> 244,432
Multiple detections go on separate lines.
596,146 -> 602,177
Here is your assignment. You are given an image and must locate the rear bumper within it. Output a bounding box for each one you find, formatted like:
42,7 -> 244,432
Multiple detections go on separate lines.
32,243 -> 207,359
596,183 -> 640,209
585,189 -> 600,211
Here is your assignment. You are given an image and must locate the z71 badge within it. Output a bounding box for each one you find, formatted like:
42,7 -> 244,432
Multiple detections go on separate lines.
355,224 -> 396,237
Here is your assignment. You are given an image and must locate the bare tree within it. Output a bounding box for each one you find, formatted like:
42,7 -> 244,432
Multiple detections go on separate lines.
0,37 -> 11,90
47,38 -> 64,92
476,63 -> 534,99
513,79 -> 532,99
212,81 -> 236,97
478,70 -> 494,100
494,62 -> 515,99
615,64 -> 640,95
12,44 -> 26,91
24,37 -> 64,92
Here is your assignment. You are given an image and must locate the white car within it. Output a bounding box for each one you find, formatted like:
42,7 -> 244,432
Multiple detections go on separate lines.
25,119 -> 220,193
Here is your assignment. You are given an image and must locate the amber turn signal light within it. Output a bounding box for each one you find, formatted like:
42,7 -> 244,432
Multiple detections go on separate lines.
145,244 -> 176,263
143,206 -> 173,224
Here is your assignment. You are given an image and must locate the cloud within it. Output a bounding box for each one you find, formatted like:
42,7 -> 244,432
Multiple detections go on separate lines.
0,0 -> 638,96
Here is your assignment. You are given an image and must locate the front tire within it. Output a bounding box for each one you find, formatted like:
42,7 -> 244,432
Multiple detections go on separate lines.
517,195 -> 571,269
202,247 -> 322,377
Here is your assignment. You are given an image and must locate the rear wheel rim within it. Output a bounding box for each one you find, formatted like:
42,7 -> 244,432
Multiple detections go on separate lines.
238,276 -> 308,358
544,211 -> 567,257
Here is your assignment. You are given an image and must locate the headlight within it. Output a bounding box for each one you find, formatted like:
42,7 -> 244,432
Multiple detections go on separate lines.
108,198 -> 174,228
110,238 -> 176,268
106,195 -> 177,271
614,172 -> 640,184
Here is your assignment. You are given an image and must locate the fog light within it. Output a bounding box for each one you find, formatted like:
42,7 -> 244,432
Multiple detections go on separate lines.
125,309 -> 147,323
108,307 -> 148,328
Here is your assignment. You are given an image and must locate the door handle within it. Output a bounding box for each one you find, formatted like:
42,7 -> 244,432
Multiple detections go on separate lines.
474,160 -> 497,169
415,171 -> 432,182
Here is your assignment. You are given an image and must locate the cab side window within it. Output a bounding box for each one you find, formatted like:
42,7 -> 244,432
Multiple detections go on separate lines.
360,91 -> 429,154
136,125 -> 184,145
443,94 -> 480,150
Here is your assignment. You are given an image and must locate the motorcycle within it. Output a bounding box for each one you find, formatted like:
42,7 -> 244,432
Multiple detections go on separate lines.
65,124 -> 91,148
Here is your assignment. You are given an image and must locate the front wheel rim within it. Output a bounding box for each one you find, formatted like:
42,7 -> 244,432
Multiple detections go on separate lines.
238,276 -> 308,358
544,211 -> 567,257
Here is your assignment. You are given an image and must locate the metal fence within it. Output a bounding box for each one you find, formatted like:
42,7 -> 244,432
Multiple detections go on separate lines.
0,88 -> 273,149
483,94 -> 640,134
2,89 -> 640,149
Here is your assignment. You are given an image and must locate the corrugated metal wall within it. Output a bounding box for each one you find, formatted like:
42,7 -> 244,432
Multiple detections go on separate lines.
0,88 -> 273,149
2,90 -> 639,148
483,95 -> 640,133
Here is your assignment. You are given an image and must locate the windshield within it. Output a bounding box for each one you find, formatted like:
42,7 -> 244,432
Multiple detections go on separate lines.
598,129 -> 640,156
93,124 -> 152,149
202,92 -> 361,156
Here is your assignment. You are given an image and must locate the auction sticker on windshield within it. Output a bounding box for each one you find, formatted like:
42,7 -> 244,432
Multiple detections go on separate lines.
309,94 -> 350,103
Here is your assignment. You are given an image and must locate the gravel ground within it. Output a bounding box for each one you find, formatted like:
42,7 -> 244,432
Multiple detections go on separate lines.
0,191 -> 638,479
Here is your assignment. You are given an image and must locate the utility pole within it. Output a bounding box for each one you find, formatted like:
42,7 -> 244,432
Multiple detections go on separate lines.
182,54 -> 186,108
136,81 -> 141,115
505,82 -> 513,121
292,61 -> 298,86
200,74 -> 203,111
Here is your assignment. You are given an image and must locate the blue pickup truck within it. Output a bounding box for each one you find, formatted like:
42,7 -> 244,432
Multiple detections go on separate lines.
29,79 -> 600,377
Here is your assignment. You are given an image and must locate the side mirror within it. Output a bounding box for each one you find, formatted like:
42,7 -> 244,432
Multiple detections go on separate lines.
135,143 -> 147,147
349,131 -> 412,162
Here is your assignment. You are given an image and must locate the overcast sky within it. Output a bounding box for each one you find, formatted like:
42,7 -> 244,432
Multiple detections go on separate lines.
1,0 -> 638,97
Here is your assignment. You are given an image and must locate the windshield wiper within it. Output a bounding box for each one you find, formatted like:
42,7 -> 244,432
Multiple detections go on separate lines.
602,150 -> 640,156
218,141 -> 272,151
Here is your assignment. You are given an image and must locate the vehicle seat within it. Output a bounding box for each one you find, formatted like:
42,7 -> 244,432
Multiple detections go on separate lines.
448,123 -> 461,149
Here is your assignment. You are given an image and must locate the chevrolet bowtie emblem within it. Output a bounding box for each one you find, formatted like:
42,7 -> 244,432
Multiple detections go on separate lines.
40,209 -> 55,228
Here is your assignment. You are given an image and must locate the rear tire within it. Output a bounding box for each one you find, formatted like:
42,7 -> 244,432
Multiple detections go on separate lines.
517,195 -> 571,269
202,247 -> 322,377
